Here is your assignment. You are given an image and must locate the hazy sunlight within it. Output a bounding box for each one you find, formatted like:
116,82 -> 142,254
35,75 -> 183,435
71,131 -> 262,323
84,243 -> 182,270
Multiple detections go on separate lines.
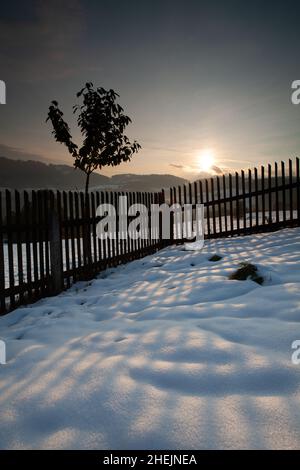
198,149 -> 215,171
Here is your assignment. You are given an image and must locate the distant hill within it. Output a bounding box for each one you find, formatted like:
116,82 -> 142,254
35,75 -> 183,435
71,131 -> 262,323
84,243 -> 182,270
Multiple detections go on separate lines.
0,157 -> 188,192
0,157 -> 110,190
109,174 -> 188,192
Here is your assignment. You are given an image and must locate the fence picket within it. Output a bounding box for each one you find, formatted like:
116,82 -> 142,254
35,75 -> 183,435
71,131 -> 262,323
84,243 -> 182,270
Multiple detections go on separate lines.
211,178 -> 216,236
268,164 -> 272,225
63,191 -> 70,288
24,191 -> 33,301
289,159 -> 293,222
31,190 -> 39,295
229,174 -> 234,236
222,175 -> 228,234
0,192 -> 5,313
235,172 -> 240,234
254,168 -> 259,227
205,180 -> 211,238
248,169 -> 252,230
282,161 -> 286,223
297,158 -> 300,221
275,162 -> 279,223
216,176 -> 222,234
68,191 -> 76,279
14,190 -> 24,305
6,190 -> 15,309
241,170 -> 246,229
261,166 -> 265,226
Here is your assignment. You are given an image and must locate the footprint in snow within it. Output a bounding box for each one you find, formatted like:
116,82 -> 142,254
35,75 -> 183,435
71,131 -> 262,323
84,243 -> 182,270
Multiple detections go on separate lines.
115,337 -> 127,343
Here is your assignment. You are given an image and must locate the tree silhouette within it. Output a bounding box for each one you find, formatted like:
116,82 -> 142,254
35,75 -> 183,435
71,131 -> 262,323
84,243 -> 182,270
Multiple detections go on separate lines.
46,82 -> 141,197
46,83 -> 141,278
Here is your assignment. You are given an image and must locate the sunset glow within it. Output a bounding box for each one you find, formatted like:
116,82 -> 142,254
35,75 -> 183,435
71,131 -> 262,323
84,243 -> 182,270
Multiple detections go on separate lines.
198,149 -> 215,171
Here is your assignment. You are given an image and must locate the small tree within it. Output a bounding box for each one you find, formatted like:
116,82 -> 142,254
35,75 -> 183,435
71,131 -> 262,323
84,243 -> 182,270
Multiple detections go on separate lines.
46,83 -> 141,276
46,82 -> 141,198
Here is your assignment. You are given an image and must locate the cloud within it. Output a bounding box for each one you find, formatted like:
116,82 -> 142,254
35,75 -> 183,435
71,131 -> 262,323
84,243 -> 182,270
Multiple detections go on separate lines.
211,164 -> 223,174
169,162 -> 231,183
170,162 -> 224,174
169,163 -> 184,169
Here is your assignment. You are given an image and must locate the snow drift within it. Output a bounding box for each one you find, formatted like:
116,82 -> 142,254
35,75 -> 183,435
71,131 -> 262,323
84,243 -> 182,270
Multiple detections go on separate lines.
0,228 -> 300,449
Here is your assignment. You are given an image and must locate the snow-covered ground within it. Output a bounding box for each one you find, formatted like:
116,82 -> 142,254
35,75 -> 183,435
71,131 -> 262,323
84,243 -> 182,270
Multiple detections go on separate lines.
0,228 -> 300,449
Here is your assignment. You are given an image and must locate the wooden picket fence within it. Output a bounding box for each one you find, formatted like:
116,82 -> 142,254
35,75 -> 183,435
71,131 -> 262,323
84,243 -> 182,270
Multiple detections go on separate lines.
169,157 -> 300,239
0,189 -> 165,315
0,157 -> 300,315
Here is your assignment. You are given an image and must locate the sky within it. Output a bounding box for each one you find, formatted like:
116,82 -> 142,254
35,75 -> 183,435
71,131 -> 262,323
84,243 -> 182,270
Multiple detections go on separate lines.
1,0 -> 300,179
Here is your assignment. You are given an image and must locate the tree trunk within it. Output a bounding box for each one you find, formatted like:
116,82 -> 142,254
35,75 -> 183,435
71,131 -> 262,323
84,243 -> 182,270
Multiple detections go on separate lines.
82,171 -> 92,278
85,172 -> 90,202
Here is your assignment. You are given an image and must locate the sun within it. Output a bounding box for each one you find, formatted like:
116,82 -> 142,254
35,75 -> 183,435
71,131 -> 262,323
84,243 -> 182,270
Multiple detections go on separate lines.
198,149 -> 215,171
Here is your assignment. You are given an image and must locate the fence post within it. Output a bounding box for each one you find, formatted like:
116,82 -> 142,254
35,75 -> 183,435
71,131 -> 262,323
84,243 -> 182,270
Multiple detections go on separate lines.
49,192 -> 63,295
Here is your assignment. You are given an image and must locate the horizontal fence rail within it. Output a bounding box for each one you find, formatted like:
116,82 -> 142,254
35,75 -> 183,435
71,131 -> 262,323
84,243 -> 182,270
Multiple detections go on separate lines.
1,158 -> 300,315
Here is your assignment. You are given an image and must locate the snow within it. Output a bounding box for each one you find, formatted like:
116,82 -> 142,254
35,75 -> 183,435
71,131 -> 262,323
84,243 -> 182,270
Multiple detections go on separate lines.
0,227 -> 300,449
